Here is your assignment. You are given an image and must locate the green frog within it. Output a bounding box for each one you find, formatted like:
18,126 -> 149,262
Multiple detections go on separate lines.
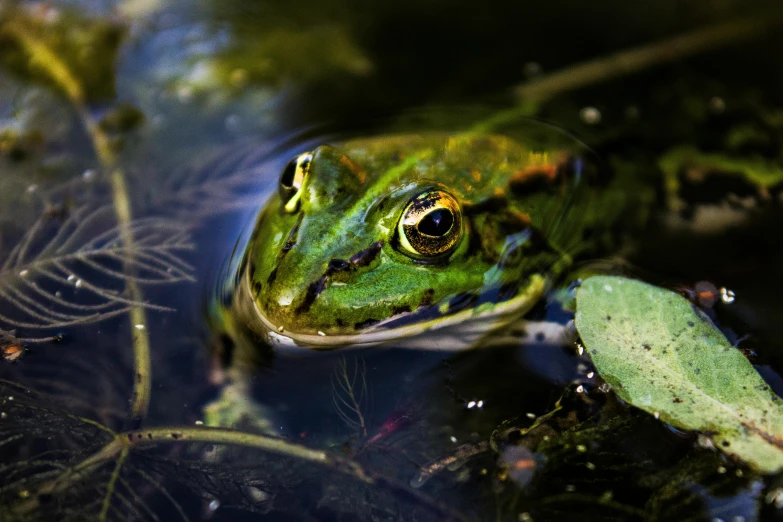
215,128 -> 650,364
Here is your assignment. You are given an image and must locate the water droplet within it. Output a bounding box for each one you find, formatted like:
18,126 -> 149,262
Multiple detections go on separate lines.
225,114 -> 241,132
7,396 -> 14,401
466,401 -> 476,409
18,270 -> 28,277
195,420 -> 204,425
317,331 -> 326,337
580,106 -> 601,125
717,466 -> 727,474
476,400 -> 484,408
449,436 -> 457,443
576,444 -> 587,452
653,411 -> 660,420
709,96 -> 726,114
74,279 -> 82,288
577,344 -> 585,356
134,324 -> 145,330
523,62 -> 542,78
82,169 -> 96,181
230,68 -> 249,88
526,412 -> 536,419
278,325 -> 284,332
765,487 -> 783,508
67,274 -> 76,282
575,385 -> 585,394
603,284 -> 613,292
26,185 -> 38,194
0,412 -> 7,419
55,291 -> 62,298
208,499 -> 220,511
177,85 -> 194,104
720,287 -> 736,304
244,485 -> 270,503
697,434 -> 715,449
587,371 -> 595,379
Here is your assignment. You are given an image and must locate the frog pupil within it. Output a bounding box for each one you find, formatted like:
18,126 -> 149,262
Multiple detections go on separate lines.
280,159 -> 297,188
418,209 -> 453,237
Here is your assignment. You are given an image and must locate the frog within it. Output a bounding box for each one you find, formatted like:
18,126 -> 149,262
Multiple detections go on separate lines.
205,128 -> 652,430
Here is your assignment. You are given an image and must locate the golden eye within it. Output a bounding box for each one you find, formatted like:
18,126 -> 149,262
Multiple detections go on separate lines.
279,152 -> 312,213
397,190 -> 462,259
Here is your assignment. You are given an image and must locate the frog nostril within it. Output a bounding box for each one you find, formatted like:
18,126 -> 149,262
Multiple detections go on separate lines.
328,259 -> 351,272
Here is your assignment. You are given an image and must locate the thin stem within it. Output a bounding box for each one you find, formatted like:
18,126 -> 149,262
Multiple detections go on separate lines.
514,11 -> 783,102
2,14 -> 154,419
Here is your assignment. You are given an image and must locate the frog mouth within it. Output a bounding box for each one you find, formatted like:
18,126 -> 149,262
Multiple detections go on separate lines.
237,271 -> 548,351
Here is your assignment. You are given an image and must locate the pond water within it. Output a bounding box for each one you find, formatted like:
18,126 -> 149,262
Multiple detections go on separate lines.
1,0 -> 783,520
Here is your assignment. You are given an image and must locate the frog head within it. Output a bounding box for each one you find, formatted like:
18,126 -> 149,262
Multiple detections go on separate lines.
240,133 -> 591,349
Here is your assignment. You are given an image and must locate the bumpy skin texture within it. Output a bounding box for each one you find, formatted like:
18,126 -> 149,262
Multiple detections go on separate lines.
244,133 -> 612,337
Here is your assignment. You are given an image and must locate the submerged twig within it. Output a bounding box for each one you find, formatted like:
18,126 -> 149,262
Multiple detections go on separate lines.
474,10 -> 783,133
514,11 -> 783,102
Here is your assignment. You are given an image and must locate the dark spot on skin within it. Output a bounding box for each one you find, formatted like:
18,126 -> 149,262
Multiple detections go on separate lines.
135,372 -> 142,383
266,266 -> 278,286
147,433 -> 153,439
694,368 -> 701,374
606,315 -> 611,321
349,241 -> 384,267
296,275 -> 329,314
420,288 -> 435,307
535,332 -> 546,342
722,441 -> 730,447
328,259 -> 351,272
392,305 -> 411,315
643,344 -> 652,351
127,434 -> 134,441
687,321 -> 695,327
335,319 -> 346,327
355,318 -> 379,330
171,433 -> 181,440
673,397 -> 683,403
282,214 -> 304,253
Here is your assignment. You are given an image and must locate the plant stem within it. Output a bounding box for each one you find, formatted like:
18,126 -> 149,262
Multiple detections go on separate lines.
514,11 -> 783,103
2,15 -> 153,419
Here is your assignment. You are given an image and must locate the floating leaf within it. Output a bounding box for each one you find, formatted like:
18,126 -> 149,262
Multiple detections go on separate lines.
575,275 -> 783,474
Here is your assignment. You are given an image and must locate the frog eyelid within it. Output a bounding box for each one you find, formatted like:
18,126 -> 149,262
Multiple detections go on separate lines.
279,152 -> 313,213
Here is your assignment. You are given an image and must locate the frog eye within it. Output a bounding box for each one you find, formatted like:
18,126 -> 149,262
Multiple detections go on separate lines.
279,152 -> 312,213
397,190 -> 462,259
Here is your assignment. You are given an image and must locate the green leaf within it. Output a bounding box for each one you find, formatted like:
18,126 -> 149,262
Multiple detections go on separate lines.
575,275 -> 783,474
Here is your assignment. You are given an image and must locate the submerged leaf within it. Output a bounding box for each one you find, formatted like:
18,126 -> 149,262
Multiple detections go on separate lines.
575,275 -> 783,474
0,201 -> 195,338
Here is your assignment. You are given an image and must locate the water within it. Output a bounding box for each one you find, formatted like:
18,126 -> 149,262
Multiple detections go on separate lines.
2,0 -> 783,520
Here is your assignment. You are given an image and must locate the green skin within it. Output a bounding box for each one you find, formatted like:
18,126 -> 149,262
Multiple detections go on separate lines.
237,132 -> 641,347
